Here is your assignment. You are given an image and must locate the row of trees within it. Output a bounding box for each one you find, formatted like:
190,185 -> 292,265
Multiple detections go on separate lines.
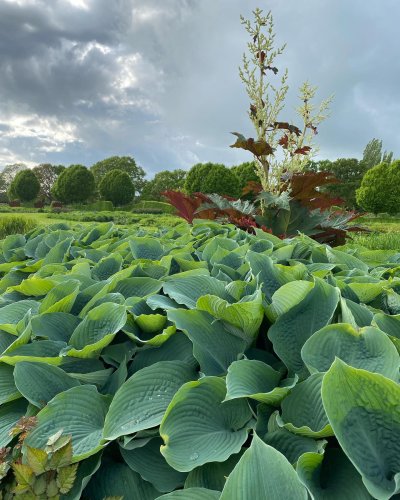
0,138 -> 396,211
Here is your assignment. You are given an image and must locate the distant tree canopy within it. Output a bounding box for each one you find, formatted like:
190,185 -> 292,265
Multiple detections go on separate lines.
356,160 -> 400,214
231,161 -> 259,191
141,169 -> 187,200
99,169 -> 135,206
8,169 -> 40,202
52,165 -> 95,203
185,162 -> 240,197
362,138 -> 393,170
33,164 -> 65,201
90,156 -> 146,196
0,163 -> 28,194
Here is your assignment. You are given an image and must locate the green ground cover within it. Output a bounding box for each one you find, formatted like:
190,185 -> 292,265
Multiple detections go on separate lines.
0,221 -> 399,498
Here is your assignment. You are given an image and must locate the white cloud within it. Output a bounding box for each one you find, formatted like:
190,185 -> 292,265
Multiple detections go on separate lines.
64,0 -> 89,10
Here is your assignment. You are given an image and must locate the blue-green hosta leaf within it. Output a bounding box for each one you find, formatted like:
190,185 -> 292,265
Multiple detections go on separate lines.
297,447 -> 372,500
347,281 -> 391,303
83,460 -> 159,500
196,290 -> 264,342
31,312 -> 81,342
2,234 -> 26,262
14,361 -> 79,408
0,340 -> 65,366
129,236 -> 165,261
268,279 -> 340,376
110,276 -> 163,299
121,437 -> 187,493
25,385 -> 110,461
91,253 -> 123,280
219,434 -> 308,500
42,237 -> 73,265
184,452 -> 244,492
225,359 -> 296,406
163,274 -> 231,309
103,360 -> 197,440
160,376 -> 252,472
129,333 -> 197,373
0,300 -> 39,334
265,280 -> 314,322
135,313 -> 167,333
167,309 -> 248,376
0,398 -> 29,447
301,324 -> 399,381
322,360 -> 400,500
339,297 -> 373,328
0,364 -> 20,404
263,428 -> 323,465
373,312 -> 400,340
245,250 -> 306,301
326,248 -> 369,272
67,302 -> 127,357
277,373 -> 333,438
156,488 -> 221,499
39,279 -> 80,314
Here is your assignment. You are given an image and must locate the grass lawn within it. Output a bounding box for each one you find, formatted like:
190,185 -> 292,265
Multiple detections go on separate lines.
347,215 -> 400,250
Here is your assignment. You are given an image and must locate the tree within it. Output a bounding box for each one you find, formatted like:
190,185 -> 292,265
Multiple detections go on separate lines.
184,163 -> 210,194
141,169 -> 187,200
310,158 -> 367,209
185,163 -> 240,197
0,163 -> 27,193
52,165 -> 95,203
356,161 -> 400,214
99,169 -> 135,206
362,138 -> 394,170
33,164 -> 65,201
9,169 -> 40,202
90,156 -> 146,196
231,161 -> 259,191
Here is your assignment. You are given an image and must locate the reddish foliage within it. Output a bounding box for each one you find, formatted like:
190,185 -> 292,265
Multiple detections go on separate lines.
288,172 -> 344,210
9,200 -> 20,207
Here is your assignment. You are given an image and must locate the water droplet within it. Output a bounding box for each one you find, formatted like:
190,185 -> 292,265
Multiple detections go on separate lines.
190,452 -> 199,461
148,396 -> 153,401
156,394 -> 161,397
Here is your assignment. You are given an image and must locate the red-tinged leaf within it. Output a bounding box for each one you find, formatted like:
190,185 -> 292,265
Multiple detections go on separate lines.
271,122 -> 302,136
242,181 -> 262,198
293,146 -> 312,155
288,172 -> 345,211
230,132 -> 274,157
161,191 -> 201,223
250,104 -> 257,117
307,123 -> 318,135
279,135 -> 289,148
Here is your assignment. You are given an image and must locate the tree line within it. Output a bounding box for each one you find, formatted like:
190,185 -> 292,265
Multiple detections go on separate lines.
0,137 -> 396,212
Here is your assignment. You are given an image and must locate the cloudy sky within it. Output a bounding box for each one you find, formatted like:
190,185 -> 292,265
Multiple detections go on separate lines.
0,0 -> 398,178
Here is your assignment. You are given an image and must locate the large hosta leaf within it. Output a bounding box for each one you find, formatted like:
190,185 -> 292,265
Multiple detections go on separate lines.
219,434 -> 308,499
121,437 -> 187,493
301,324 -> 399,381
157,488 -> 221,499
103,361 -> 197,440
322,360 -> 400,499
14,361 -> 79,408
185,453 -> 244,491
277,373 -> 332,438
225,359 -> 296,406
167,309 -> 248,375
25,385 -> 110,461
83,460 -> 159,500
0,300 -> 39,334
160,376 -> 252,472
196,290 -> 264,341
268,279 -> 340,375
297,447 -> 372,499
67,302 -> 127,357
0,398 -> 28,447
0,364 -> 20,404
164,274 -> 231,309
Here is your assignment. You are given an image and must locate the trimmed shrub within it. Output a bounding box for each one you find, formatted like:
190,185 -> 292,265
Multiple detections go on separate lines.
8,169 -> 40,202
231,161 -> 259,190
185,162 -> 240,197
99,169 -> 135,206
52,165 -> 95,204
356,161 -> 400,214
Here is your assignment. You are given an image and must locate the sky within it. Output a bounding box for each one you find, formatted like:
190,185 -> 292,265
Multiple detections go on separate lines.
0,0 -> 399,178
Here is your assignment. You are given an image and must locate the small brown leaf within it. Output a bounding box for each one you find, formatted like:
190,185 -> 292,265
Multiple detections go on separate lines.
230,132 -> 274,157
293,146 -> 312,155
271,122 -> 302,136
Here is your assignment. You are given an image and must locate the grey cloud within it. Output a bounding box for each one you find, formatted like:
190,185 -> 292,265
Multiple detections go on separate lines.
0,0 -> 399,175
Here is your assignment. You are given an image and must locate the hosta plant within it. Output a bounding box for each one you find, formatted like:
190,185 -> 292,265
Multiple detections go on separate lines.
0,221 -> 399,499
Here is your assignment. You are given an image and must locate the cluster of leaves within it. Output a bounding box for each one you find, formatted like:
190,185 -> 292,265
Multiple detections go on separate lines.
1,427 -> 78,498
99,170 -> 135,207
184,163 -> 240,198
163,171 -> 365,245
52,166 -> 96,205
0,221 -> 399,498
356,160 -> 400,215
